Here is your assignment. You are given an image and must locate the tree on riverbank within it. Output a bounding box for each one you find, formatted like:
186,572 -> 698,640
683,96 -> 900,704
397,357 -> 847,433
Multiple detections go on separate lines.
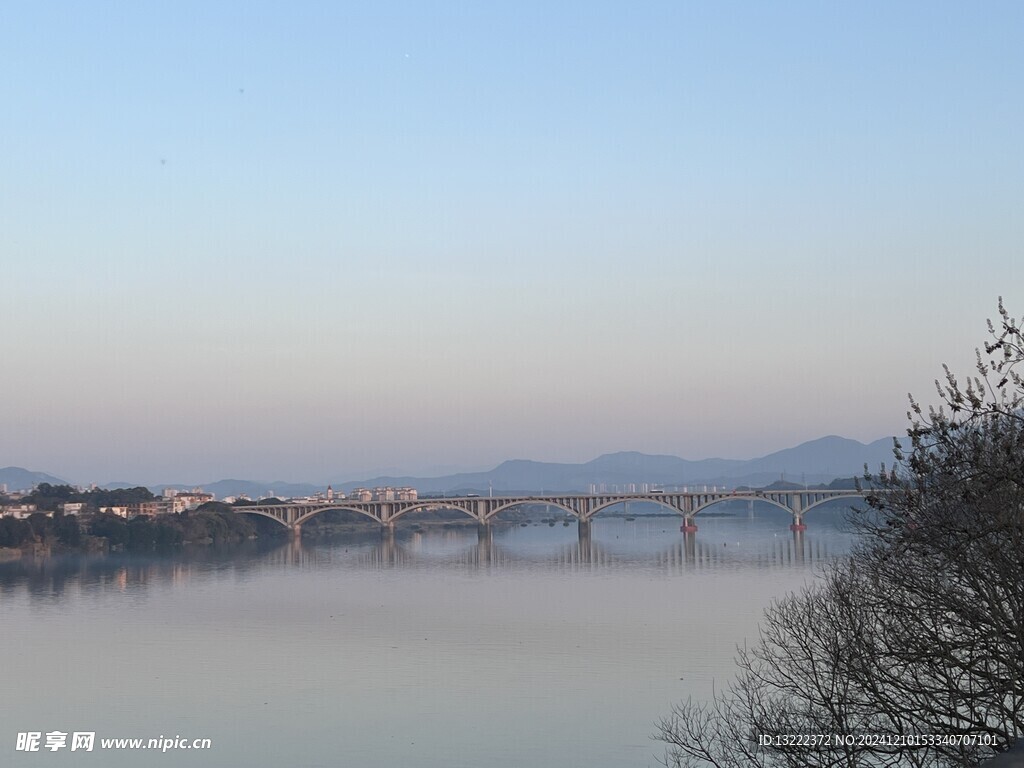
656,300 -> 1024,767
0,507 -> 276,551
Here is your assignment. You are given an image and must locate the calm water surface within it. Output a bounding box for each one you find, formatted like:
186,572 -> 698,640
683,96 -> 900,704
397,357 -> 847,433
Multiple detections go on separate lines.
1,507 -> 858,767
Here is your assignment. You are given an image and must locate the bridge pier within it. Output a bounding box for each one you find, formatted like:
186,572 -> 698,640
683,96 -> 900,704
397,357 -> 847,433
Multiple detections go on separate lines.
289,523 -> 302,539
288,527 -> 303,557
792,527 -> 805,562
477,523 -> 493,564
682,529 -> 696,563
577,520 -> 593,548
577,519 -> 593,563
680,516 -> 698,533
789,495 -> 806,531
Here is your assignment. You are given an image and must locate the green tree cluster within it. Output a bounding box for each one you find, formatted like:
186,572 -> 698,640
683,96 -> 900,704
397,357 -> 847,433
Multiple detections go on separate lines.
1,504 -> 269,551
0,517 -> 32,548
19,484 -> 155,513
85,507 -> 261,549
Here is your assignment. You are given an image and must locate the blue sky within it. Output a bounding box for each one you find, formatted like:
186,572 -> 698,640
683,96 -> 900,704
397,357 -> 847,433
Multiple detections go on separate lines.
1,1 -> 1021,484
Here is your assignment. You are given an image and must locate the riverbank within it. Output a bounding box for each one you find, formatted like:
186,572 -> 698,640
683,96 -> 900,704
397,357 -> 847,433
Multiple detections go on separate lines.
0,508 -> 284,556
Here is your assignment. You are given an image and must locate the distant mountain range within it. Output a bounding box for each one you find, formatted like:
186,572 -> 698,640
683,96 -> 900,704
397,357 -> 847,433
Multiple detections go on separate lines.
324,435 -> 905,495
1,435 -> 906,499
125,435 -> 906,498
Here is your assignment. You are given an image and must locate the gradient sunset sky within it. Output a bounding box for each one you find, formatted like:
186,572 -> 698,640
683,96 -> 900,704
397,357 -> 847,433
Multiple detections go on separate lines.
2,1 -> 1021,484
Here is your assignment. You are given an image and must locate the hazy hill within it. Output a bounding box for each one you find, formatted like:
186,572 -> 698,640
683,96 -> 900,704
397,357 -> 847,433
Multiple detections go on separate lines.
727,435 -> 899,478
0,466 -> 67,492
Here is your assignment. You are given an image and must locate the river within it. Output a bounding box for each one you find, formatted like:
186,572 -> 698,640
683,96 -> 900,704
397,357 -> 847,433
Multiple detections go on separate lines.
1,505 -> 858,767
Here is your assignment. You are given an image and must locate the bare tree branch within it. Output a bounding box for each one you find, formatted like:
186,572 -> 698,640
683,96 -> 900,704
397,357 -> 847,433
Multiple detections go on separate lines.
657,302 -> 1024,767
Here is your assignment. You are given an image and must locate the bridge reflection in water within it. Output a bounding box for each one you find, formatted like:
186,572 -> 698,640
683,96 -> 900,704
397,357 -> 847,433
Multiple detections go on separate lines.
0,519 -> 851,600
273,517 -> 848,573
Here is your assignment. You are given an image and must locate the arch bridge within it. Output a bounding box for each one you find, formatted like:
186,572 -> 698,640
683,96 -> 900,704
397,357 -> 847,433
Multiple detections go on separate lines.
231,489 -> 869,534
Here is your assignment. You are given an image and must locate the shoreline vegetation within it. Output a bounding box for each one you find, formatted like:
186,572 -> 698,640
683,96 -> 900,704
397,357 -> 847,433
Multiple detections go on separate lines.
0,507 -> 270,558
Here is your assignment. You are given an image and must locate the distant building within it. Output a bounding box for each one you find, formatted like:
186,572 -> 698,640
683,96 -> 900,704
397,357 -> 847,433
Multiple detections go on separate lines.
1,504 -> 37,519
126,500 -> 175,518
61,502 -> 85,515
173,490 -> 214,510
345,487 -> 419,502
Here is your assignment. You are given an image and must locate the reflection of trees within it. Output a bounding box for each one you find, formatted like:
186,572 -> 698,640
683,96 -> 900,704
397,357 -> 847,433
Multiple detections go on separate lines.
0,540 -> 290,601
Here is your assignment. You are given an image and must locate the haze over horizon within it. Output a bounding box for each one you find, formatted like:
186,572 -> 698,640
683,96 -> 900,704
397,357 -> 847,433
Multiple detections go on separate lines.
2,2 -> 1021,483
5,432 -> 900,490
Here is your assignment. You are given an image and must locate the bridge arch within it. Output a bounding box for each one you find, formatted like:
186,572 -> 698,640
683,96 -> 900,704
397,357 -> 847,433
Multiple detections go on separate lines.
589,498 -> 684,517
232,507 -> 291,528
801,494 -> 867,516
388,503 -> 478,523
294,505 -> 382,526
484,500 -> 578,522
692,496 -> 794,517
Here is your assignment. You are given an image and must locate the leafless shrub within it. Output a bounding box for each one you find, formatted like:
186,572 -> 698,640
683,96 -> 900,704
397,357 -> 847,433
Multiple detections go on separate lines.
657,301 -> 1024,767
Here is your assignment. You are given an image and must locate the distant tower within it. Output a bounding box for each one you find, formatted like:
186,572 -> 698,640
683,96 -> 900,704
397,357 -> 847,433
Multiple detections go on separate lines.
326,485 -> 334,501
